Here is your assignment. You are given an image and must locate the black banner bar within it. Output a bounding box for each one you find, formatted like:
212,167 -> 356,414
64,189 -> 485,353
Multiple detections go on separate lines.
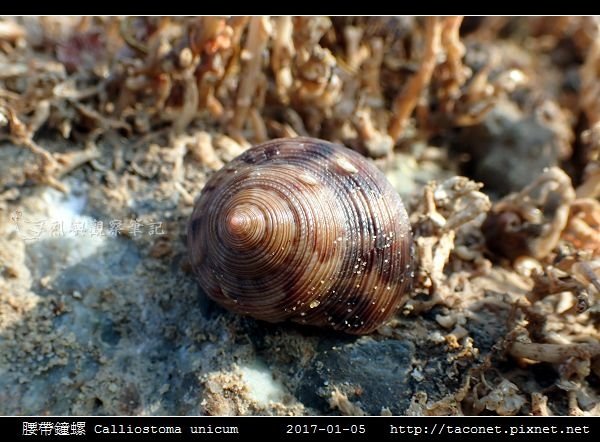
2,416 -> 598,441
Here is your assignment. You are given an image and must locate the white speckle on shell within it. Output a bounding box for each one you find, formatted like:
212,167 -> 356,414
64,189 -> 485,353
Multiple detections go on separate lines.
335,156 -> 358,174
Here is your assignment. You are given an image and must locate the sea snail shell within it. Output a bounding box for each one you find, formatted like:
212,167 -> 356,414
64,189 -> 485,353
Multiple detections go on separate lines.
187,137 -> 413,334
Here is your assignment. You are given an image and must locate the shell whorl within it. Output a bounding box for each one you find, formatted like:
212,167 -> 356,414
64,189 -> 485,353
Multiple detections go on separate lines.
187,137 -> 413,334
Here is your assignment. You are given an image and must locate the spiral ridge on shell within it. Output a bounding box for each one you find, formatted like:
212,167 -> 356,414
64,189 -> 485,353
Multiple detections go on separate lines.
187,137 -> 413,334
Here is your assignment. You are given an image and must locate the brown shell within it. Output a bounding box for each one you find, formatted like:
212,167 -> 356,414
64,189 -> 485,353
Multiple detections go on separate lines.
187,137 -> 413,334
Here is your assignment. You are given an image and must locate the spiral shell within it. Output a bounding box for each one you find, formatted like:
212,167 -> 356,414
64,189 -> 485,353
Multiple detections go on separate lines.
187,137 -> 413,334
